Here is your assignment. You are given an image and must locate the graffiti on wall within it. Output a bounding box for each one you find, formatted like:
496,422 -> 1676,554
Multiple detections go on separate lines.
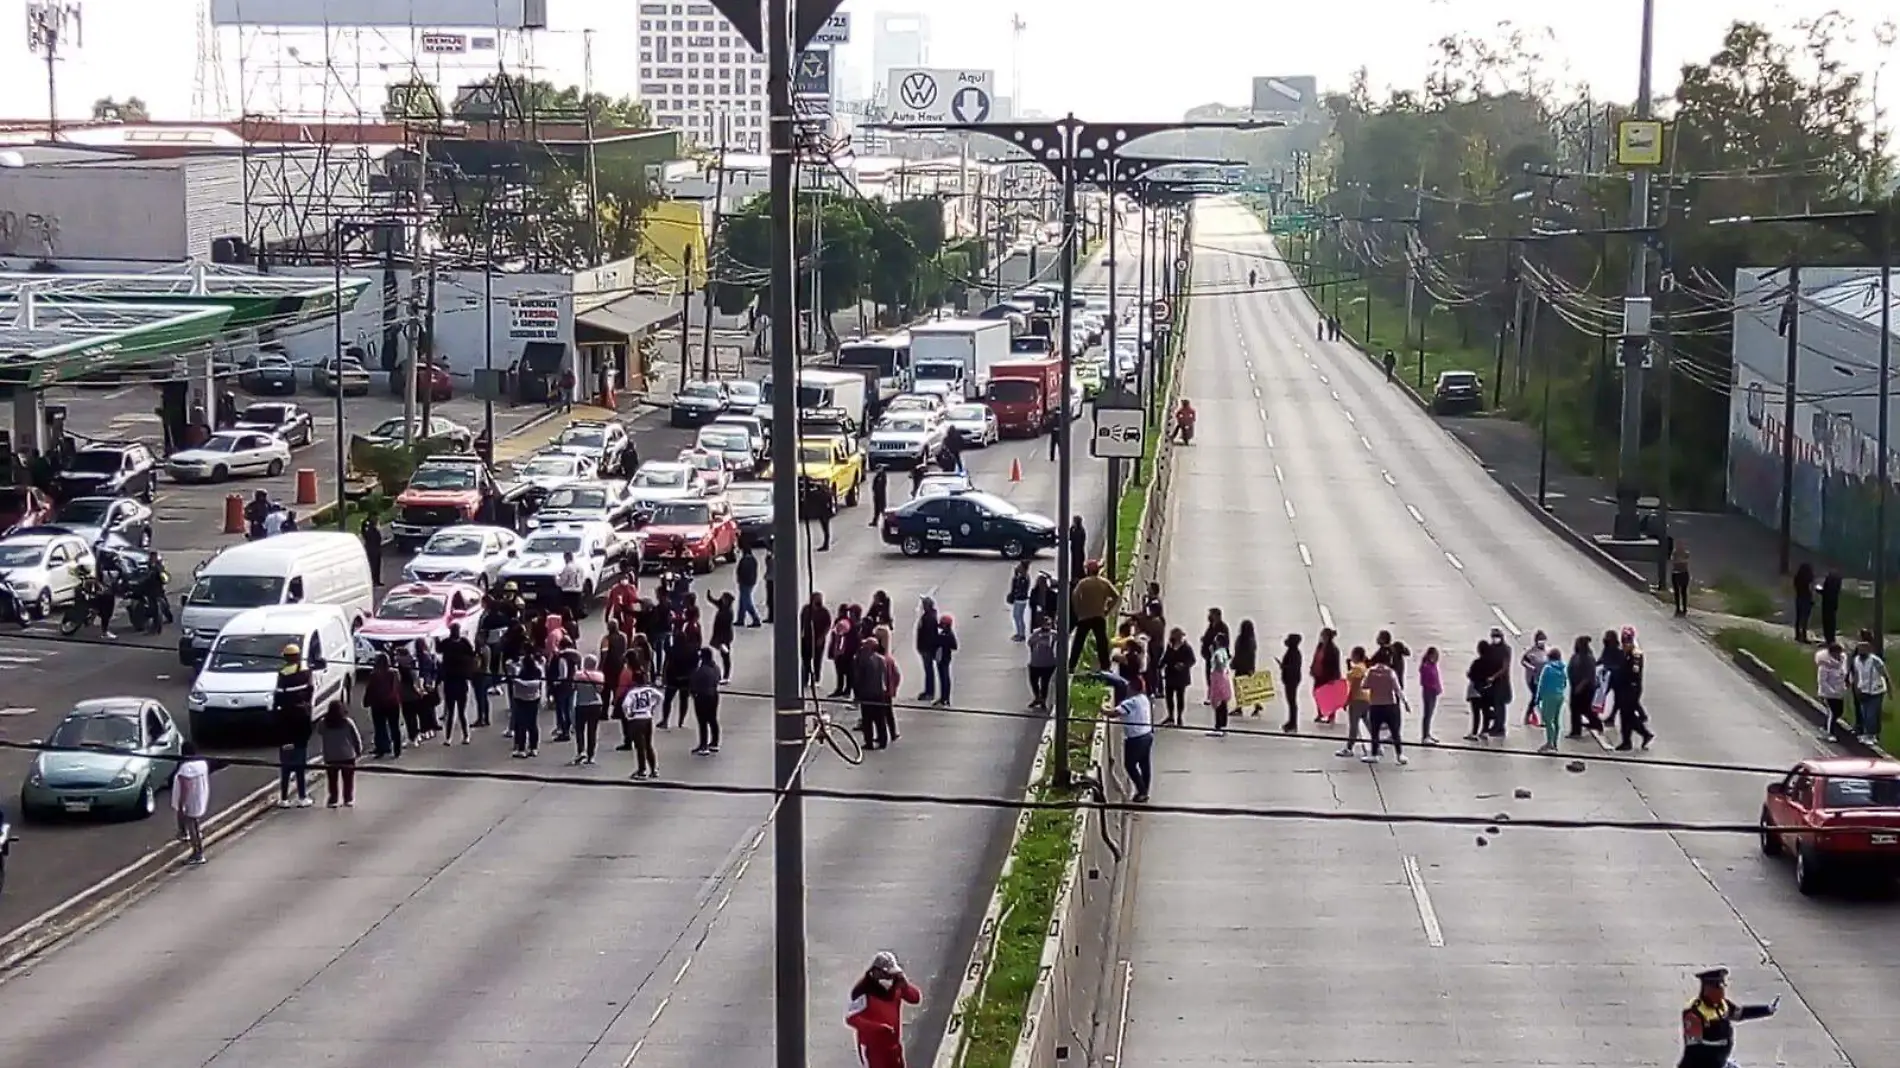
0,210 -> 59,257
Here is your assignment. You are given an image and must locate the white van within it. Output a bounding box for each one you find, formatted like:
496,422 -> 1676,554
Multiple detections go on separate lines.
176,531 -> 374,665
185,603 -> 357,739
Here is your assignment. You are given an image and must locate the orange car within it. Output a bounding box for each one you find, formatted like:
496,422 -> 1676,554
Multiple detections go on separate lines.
1760,757 -> 1900,895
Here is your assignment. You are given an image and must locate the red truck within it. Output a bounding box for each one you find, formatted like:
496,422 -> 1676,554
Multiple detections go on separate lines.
985,355 -> 1064,436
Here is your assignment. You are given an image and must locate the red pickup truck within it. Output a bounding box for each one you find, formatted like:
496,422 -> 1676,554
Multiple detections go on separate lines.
985,355 -> 1064,436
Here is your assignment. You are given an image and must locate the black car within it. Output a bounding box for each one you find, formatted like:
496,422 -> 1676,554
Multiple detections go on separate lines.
237,351 -> 299,395
55,441 -> 158,503
1432,370 -> 1485,415
231,401 -> 316,448
669,380 -> 729,426
880,490 -> 1057,560
726,480 -> 774,548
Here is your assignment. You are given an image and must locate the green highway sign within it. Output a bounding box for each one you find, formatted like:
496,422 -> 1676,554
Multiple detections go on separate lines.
1268,214 -> 1319,235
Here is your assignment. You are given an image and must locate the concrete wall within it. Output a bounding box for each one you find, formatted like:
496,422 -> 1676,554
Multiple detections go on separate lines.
1728,266 -> 1900,572
0,162 -> 188,261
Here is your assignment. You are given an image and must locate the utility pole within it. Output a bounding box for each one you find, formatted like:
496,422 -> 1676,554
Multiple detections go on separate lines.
1491,242 -> 1518,409
1612,0 -> 1659,540
482,198 -> 497,454
1777,264 -> 1800,576
25,2 -> 81,141
422,259 -> 438,427
701,111 -> 731,380
405,132 -> 430,443
679,244 -> 695,385
1402,163 -> 1425,356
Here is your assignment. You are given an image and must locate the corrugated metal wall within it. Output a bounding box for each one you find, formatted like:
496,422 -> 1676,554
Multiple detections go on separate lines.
181,157 -> 246,257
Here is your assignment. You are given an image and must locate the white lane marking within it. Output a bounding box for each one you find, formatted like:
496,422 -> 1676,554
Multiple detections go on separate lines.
1491,606 -> 1522,637
1265,432 -> 1276,448
1445,552 -> 1464,571
1259,409 -> 1269,421
1273,464 -> 1284,482
1342,410 -> 1356,425
1284,500 -> 1297,519
1359,435 -> 1373,450
1406,504 -> 1425,524
1320,374 -> 1330,385
1318,604 -> 1335,631
1298,543 -> 1313,567
1381,471 -> 1396,486
1403,856 -> 1446,948
1253,386 -> 1262,398
1331,390 -> 1341,401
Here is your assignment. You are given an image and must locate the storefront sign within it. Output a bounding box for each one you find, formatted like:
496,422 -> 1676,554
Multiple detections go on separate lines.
508,296 -> 561,340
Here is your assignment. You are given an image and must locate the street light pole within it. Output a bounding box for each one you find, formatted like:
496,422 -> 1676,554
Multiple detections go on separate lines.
331,239 -> 347,531
1612,0 -> 1659,540
1874,219 -> 1892,652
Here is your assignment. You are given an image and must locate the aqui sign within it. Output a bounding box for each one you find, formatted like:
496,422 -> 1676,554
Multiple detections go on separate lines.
886,68 -> 994,125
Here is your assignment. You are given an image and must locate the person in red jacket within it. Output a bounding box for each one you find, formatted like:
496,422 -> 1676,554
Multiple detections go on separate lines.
845,951 -> 921,1068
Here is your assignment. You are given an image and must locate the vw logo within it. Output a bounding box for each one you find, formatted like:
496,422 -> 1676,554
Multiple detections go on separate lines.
899,73 -> 937,109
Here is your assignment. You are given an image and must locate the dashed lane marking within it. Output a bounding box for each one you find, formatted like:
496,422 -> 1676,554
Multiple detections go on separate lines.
1298,543 -> 1313,567
1265,432 -> 1276,448
1319,374 -> 1330,385
1318,604 -> 1335,631
1253,386 -> 1262,398
1403,856 -> 1446,948
1406,504 -> 1425,524
1284,500 -> 1297,520
1381,471 -> 1396,486
1491,606 -> 1522,637
1359,435 -> 1373,450
1332,390 -> 1341,401
1342,410 -> 1355,424
1445,552 -> 1464,571
1273,464 -> 1284,482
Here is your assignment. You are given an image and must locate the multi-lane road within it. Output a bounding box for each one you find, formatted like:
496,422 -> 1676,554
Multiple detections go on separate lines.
1114,200 -> 1892,1067
0,255 -> 1120,1068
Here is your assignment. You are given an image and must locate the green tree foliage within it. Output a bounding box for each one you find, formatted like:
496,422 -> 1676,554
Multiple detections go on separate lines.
90,96 -> 149,122
712,194 -> 962,323
1311,17 -> 1894,506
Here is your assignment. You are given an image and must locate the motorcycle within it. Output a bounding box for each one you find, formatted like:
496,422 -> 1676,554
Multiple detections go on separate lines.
57,581 -> 103,636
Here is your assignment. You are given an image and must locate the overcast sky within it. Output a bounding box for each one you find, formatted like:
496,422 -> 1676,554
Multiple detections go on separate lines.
0,0 -> 1893,131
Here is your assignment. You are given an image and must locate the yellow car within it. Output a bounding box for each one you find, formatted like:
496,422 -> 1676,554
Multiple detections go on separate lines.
759,434 -> 865,506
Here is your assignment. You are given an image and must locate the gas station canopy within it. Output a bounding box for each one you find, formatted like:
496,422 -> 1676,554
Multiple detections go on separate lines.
0,298 -> 237,389
0,263 -> 371,330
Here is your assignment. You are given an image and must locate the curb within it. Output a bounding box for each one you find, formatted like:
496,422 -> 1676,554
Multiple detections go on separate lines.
0,776 -> 278,975
1499,484 -> 1651,593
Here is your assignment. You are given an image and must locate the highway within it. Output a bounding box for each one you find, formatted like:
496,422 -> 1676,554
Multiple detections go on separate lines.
1114,200 -> 1894,1067
0,260 -> 1116,1068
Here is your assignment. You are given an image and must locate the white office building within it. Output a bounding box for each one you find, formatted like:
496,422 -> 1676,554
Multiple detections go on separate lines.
872,13 -> 929,103
637,1 -> 767,151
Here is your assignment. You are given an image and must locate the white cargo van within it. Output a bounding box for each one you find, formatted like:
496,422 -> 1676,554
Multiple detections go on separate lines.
186,603 -> 357,739
177,531 -> 374,665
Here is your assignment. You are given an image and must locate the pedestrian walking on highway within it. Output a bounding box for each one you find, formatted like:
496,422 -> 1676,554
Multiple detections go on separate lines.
1068,562 -> 1119,672
932,614 -> 960,706
1337,647 -> 1371,758
572,654 -> 606,764
1381,349 -> 1396,382
735,546 -> 763,627
1815,640 -> 1850,737
1820,568 -> 1844,644
1535,648 -> 1566,753
1363,650 -> 1406,764
1206,636 -> 1234,737
1026,615 -> 1059,710
1792,562 -> 1816,642
1850,637 -> 1890,742
621,681 -> 661,778
690,647 -> 723,754
869,468 -> 888,524
1159,628 -> 1195,726
1567,636 -> 1600,738
507,651 -> 545,758
1007,560 -> 1032,642
914,596 -> 943,701
1417,646 -> 1442,743
317,701 -> 362,807
846,951 -> 923,1068
173,740 -> 210,865
1279,633 -> 1304,733
1095,670 -> 1156,803
1669,542 -> 1692,616
1609,628 -> 1654,751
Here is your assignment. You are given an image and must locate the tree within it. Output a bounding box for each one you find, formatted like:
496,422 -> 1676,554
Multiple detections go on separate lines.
90,96 -> 149,122
383,79 -> 445,121
450,74 -> 650,129
712,194 -> 954,323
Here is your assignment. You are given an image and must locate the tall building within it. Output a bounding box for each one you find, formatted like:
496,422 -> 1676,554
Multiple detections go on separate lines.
636,0 -> 767,151
872,12 -> 929,102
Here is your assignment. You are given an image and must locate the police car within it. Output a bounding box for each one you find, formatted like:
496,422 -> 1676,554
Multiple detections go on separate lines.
880,490 -> 1058,560
494,520 -> 638,607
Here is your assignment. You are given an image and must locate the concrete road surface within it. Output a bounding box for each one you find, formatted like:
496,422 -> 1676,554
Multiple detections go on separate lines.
1113,200 -> 1890,1068
0,256 -> 1120,1068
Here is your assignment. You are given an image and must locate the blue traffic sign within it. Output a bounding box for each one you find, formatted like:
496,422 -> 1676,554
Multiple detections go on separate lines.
951,85 -> 991,123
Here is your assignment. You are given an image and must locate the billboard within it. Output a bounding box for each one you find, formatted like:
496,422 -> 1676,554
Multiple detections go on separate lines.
886,68 -> 994,125
210,0 -> 547,28
795,50 -> 833,98
1250,75 -> 1317,115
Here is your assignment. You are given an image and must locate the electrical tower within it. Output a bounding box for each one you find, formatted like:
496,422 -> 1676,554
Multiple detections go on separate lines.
191,0 -> 230,120
24,1 -> 82,139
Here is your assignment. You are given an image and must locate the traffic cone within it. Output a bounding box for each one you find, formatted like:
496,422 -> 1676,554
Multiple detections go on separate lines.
1009,457 -> 1023,483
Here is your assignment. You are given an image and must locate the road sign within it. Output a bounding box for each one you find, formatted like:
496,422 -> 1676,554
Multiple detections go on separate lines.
1091,407 -> 1146,460
886,68 -> 995,125
794,49 -> 832,97
1174,258 -> 1187,273
1616,119 -> 1665,167
809,11 -> 850,45
1151,299 -> 1170,322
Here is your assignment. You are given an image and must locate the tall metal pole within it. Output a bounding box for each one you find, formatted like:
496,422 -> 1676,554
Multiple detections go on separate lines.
1052,125 -> 1077,792
1874,221 -> 1893,653
1778,265 -> 1801,575
332,234 -> 348,531
701,113 -> 730,380
1612,0 -> 1657,539
1136,197 -> 1150,418
679,244 -> 696,385
766,0 -> 807,1063
1103,175 -> 1121,579
483,204 -> 496,451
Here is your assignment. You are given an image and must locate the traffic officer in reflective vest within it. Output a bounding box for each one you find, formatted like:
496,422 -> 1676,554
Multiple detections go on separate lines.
1679,967 -> 1778,1068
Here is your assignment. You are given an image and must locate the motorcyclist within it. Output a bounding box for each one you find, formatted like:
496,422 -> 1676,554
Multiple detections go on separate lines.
133,549 -> 173,631
243,490 -> 274,540
845,951 -> 921,1068
70,562 -> 115,638
0,576 -> 24,626
1680,967 -> 1778,1068
1171,398 -> 1197,445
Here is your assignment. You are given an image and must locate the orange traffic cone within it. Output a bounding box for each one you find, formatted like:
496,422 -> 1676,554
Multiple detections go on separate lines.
1009,457 -> 1023,483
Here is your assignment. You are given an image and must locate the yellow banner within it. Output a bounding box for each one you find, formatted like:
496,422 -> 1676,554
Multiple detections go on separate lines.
1234,672 -> 1276,706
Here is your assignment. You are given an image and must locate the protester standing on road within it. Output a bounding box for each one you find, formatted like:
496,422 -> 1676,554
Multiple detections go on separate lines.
508,650 -> 545,758
1338,647 -> 1370,758
317,701 -> 362,807
735,547 -> 762,627
1519,631 -> 1548,726
621,680 -> 660,778
173,740 -> 210,865
1567,635 -> 1600,738
802,478 -> 835,552
826,613 -> 859,698
1850,638 -> 1890,742
1030,571 -> 1059,630
1048,418 -> 1061,462
1536,648 -> 1566,752
799,593 -> 831,689
846,951 -> 922,1068
1792,562 -> 1816,642
1007,561 -> 1032,642
869,468 -> 888,525
1278,633 -> 1304,733
274,643 -> 315,808
930,613 -> 959,706
1198,609 -> 1230,698
1362,651 -> 1405,764
1026,615 -> 1058,710
1205,635 -> 1234,738
1066,516 -> 1086,585
1463,641 -> 1492,742
437,623 -> 476,745
1231,620 -> 1261,717
705,590 -> 736,680
690,647 -> 723,755
914,596 -> 942,702
1068,562 -> 1118,672
573,654 -> 606,764
361,515 -> 384,587
1310,628 -> 1343,725
365,653 -> 403,758
1670,542 -> 1692,617
1159,628 -> 1195,727
1610,628 -> 1654,751
1815,641 -> 1849,738
854,636 -> 897,751
1417,646 -> 1442,743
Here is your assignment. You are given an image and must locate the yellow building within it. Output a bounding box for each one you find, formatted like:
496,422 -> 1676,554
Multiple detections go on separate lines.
640,199 -> 710,295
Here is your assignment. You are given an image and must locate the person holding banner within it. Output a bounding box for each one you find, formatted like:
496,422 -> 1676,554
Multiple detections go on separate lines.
1231,620 -> 1263,717
1310,628 -> 1346,725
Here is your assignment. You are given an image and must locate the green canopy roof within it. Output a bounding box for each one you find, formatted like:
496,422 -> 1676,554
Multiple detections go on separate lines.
0,298 -> 237,388
0,264 -> 369,330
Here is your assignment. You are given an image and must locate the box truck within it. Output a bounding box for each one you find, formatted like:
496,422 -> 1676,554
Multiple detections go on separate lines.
909,319 -> 1012,400
984,355 -> 1065,436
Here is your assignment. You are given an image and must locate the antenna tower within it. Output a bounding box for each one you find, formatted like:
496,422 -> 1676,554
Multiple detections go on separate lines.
1010,13 -> 1025,114
24,1 -> 82,140
192,0 -> 230,120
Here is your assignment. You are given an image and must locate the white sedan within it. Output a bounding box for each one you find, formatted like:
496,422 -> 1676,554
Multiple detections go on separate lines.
402,525 -> 522,587
165,431 -> 293,483
514,451 -> 599,492
942,402 -> 999,447
0,530 -> 95,617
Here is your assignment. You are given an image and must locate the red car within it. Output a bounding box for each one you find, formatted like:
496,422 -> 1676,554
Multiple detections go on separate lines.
0,485 -> 53,536
1760,757 -> 1900,894
639,496 -> 739,574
